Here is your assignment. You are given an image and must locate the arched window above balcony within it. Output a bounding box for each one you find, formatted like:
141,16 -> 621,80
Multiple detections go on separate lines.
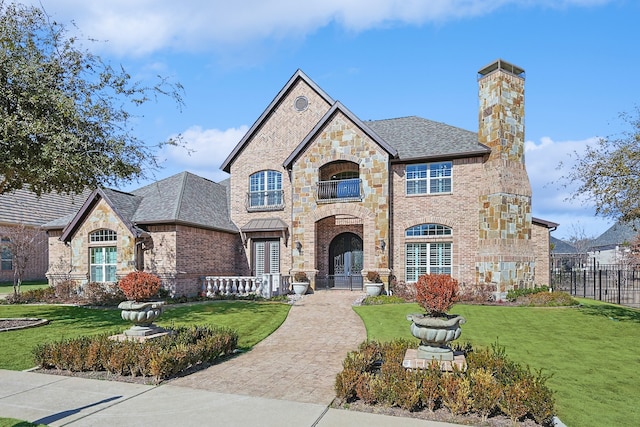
317,161 -> 361,203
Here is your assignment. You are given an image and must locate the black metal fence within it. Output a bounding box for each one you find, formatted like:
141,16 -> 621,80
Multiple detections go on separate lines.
315,275 -> 363,291
551,264 -> 640,308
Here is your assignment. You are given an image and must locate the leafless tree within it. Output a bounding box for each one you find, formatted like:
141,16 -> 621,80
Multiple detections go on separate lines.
3,223 -> 43,295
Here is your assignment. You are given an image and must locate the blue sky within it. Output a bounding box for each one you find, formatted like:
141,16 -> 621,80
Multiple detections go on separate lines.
20,0 -> 640,240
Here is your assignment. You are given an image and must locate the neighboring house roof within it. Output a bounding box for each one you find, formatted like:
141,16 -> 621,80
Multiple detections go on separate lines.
221,69 -> 335,173
46,172 -> 238,240
589,220 -> 640,251
551,237 -> 578,254
283,101 -> 399,169
0,187 -> 90,227
366,116 -> 491,162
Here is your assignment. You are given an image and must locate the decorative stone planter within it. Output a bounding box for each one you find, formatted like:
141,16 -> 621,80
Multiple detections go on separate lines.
364,282 -> 383,296
292,282 -> 309,295
406,313 -> 466,361
118,300 -> 165,337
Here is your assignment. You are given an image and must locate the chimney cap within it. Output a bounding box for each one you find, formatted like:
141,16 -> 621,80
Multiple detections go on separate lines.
478,59 -> 525,79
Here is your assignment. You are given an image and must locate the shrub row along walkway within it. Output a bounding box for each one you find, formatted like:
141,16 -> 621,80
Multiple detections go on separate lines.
169,290 -> 367,405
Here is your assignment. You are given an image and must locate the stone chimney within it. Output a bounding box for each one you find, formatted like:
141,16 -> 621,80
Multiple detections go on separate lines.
476,59 -> 534,293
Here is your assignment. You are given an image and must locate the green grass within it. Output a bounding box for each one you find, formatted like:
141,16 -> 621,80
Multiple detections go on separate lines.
354,299 -> 640,427
0,281 -> 49,295
0,418 -> 46,427
0,301 -> 290,371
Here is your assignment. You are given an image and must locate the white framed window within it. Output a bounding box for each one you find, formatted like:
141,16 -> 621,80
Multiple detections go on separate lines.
89,230 -> 117,282
90,247 -> 117,282
405,242 -> 452,282
249,170 -> 283,210
406,161 -> 452,195
406,224 -> 452,237
1,237 -> 12,271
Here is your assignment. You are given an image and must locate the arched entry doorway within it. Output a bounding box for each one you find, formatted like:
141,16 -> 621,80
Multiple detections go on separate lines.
329,232 -> 363,290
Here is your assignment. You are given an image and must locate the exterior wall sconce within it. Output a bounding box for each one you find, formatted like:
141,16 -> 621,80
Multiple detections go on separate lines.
295,241 -> 302,252
380,239 -> 386,251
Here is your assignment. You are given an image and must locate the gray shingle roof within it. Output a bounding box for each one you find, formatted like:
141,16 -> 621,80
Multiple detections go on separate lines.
0,188 -> 91,227
551,237 -> 578,254
46,172 -> 237,236
366,116 -> 490,161
131,172 -> 236,232
590,220 -> 640,250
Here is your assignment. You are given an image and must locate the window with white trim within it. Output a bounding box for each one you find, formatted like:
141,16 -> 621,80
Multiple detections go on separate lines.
406,224 -> 452,237
405,243 -> 452,281
89,230 -> 117,282
406,161 -> 452,195
249,170 -> 283,210
1,237 -> 12,271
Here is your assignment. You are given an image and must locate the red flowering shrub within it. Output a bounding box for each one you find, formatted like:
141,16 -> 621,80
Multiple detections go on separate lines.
415,274 -> 459,317
118,271 -> 161,301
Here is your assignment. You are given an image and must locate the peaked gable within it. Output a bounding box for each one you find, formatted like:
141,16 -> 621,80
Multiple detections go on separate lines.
220,69 -> 335,173
283,101 -> 398,169
58,188 -> 143,242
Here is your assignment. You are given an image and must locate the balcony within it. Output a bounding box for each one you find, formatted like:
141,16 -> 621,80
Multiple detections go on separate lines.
316,178 -> 362,203
246,190 -> 285,211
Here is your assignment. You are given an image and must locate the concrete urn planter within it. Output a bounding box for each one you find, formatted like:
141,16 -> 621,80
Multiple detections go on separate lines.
406,313 -> 466,361
292,282 -> 309,295
118,300 -> 165,337
364,282 -> 383,296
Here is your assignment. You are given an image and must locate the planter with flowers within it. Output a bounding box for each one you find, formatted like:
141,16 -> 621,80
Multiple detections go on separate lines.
291,271 -> 309,295
364,271 -> 384,296
406,273 -> 466,361
117,271 -> 165,337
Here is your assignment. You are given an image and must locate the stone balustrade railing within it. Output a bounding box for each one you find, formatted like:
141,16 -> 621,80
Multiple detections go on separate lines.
202,274 -> 291,298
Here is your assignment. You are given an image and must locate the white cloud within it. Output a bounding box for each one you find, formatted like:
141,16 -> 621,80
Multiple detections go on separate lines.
20,0 -> 612,56
526,135 -> 614,239
159,125 -> 248,182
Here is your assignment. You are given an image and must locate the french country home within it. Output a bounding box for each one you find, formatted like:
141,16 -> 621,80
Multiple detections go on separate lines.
44,59 -> 557,297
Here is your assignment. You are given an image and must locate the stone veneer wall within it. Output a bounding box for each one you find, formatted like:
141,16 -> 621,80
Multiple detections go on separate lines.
47,199 -> 136,285
291,112 -> 390,284
476,63 -> 534,291
390,157 -> 485,286
228,78 -> 332,276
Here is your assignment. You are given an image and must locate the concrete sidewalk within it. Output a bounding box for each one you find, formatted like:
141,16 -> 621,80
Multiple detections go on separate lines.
0,291 -> 461,426
0,370 -> 461,426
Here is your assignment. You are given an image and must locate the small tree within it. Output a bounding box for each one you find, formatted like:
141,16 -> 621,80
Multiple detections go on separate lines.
560,106 -> 640,222
2,223 -> 42,296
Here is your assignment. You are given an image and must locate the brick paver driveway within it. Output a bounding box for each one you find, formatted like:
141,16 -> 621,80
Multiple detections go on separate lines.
169,290 -> 367,405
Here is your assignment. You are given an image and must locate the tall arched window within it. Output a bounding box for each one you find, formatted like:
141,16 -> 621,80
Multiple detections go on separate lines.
248,170 -> 283,210
89,229 -> 117,282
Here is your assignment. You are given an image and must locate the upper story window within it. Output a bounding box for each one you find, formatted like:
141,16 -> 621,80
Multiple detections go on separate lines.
406,224 -> 452,237
90,229 -> 117,242
248,170 -> 284,211
406,161 -> 452,195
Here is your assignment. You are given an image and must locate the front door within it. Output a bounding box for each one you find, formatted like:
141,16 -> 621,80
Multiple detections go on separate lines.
329,233 -> 363,289
253,240 -> 280,277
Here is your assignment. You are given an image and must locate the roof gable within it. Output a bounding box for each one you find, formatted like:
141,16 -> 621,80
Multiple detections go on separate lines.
220,69 -> 335,173
58,188 -> 142,242
283,101 -> 398,169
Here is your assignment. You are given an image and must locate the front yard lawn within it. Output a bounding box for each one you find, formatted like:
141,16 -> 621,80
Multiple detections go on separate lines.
354,299 -> 640,427
0,301 -> 290,371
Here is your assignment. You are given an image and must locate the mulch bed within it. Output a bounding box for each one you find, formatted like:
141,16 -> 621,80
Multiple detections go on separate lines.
0,318 -> 49,332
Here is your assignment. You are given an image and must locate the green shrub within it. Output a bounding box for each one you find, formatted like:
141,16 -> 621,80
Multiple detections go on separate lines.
439,370 -> 471,415
32,325 -> 238,383
335,339 -> 556,424
361,295 -> 406,305
520,291 -> 578,307
506,285 -> 549,302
